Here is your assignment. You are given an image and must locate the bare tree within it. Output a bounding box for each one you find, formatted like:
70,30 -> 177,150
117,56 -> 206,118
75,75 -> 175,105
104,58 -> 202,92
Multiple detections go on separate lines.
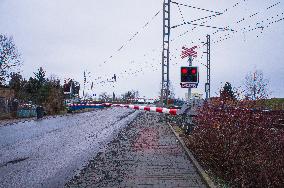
122,90 -> 139,101
0,34 -> 21,85
99,92 -> 110,102
243,70 -> 269,100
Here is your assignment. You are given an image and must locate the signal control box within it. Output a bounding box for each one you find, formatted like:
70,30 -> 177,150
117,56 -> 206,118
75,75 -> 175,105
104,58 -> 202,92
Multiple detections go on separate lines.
180,66 -> 199,83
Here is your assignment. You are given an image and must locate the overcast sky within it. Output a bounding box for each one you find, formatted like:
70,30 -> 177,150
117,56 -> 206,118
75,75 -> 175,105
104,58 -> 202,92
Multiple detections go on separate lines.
1,0 -> 283,99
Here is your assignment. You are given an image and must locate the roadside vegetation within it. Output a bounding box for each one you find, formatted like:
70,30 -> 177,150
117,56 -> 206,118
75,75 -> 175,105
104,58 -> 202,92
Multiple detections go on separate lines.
188,98 -> 284,187
0,34 -> 66,118
9,68 -> 65,115
170,79 -> 284,187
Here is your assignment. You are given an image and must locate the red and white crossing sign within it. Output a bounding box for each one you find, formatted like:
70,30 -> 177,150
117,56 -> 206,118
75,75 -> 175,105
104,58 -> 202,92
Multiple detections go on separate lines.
181,46 -> 197,59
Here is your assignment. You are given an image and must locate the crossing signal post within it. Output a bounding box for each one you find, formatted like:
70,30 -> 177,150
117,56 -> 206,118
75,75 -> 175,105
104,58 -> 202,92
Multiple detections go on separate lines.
180,46 -> 199,100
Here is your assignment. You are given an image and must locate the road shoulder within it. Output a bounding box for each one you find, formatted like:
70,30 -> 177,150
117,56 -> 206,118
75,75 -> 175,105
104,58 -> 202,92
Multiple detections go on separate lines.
167,123 -> 216,188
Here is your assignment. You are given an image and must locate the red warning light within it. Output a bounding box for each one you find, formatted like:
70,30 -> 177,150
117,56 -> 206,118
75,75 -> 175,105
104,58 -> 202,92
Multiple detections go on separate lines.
191,68 -> 197,74
181,68 -> 188,74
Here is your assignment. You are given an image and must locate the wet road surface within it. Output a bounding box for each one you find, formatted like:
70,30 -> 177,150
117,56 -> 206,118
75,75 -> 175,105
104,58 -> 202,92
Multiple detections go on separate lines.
0,108 -> 138,188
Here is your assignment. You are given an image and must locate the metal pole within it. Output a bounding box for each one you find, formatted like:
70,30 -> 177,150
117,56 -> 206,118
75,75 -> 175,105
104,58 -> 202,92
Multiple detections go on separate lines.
70,81 -> 73,100
188,56 -> 192,101
160,0 -> 170,107
206,34 -> 211,99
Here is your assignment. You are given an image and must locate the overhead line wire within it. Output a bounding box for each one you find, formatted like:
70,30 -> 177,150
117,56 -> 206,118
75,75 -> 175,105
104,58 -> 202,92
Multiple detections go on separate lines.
94,0 -> 260,87
212,4 -> 283,44
171,1 -> 222,14
97,9 -> 161,68
170,0 -> 249,44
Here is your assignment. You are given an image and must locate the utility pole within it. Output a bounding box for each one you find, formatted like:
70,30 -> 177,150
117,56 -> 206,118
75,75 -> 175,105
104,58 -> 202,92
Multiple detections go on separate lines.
205,34 -> 211,99
160,0 -> 170,107
187,56 -> 193,101
70,80 -> 73,100
83,71 -> 86,100
253,71 -> 256,100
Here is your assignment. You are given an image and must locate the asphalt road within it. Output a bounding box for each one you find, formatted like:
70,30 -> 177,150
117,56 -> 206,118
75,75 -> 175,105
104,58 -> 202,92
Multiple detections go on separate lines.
0,108 -> 138,188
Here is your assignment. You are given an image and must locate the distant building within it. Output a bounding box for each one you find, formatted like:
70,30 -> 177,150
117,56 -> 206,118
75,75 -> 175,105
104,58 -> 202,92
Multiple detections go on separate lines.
185,92 -> 203,100
145,99 -> 155,104
192,93 -> 203,99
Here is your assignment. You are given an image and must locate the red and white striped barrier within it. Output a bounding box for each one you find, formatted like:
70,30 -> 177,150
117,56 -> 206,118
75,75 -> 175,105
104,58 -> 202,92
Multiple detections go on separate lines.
67,103 -> 112,107
66,103 -> 178,115
67,103 -> 104,107
128,98 -> 158,101
111,104 -> 178,115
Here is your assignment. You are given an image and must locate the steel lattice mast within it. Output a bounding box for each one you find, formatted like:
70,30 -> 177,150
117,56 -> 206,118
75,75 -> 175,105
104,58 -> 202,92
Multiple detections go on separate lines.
206,34 -> 211,99
160,0 -> 171,106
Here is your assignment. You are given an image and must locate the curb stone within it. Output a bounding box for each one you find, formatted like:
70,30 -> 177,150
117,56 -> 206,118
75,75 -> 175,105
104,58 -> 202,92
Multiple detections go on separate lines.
167,122 -> 216,188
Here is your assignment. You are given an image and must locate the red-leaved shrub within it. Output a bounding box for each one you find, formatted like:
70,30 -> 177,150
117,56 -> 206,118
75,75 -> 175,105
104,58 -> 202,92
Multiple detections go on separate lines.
188,98 -> 284,187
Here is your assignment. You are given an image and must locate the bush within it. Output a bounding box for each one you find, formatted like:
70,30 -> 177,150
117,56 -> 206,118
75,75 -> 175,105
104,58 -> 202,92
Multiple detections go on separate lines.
187,98 -> 284,187
44,87 -> 64,115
